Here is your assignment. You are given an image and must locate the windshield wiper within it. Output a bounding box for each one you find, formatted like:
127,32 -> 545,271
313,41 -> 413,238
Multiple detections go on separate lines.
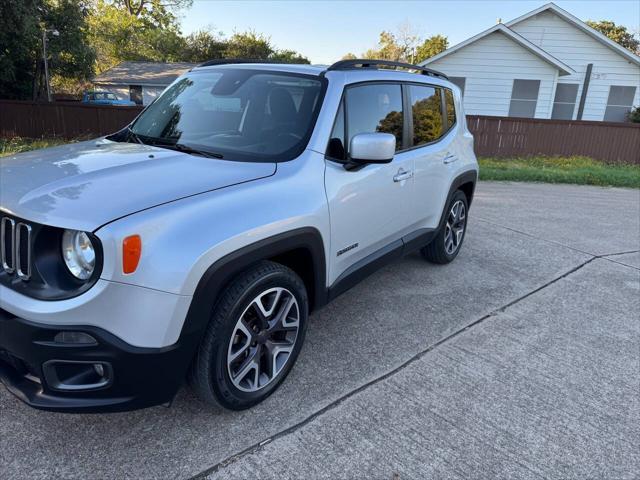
156,143 -> 224,159
125,127 -> 146,145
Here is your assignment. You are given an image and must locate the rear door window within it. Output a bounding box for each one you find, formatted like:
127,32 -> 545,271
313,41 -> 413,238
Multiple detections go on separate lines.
409,85 -> 443,146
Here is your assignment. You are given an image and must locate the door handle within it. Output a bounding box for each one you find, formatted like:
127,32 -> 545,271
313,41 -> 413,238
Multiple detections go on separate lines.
443,153 -> 458,164
393,169 -> 413,182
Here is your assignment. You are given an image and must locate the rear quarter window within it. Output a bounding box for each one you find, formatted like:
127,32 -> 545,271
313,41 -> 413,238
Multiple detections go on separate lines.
444,88 -> 456,130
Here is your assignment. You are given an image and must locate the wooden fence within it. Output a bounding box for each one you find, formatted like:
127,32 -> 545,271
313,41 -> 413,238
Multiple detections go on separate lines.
1,101 -> 639,164
0,100 -> 143,139
467,115 -> 640,164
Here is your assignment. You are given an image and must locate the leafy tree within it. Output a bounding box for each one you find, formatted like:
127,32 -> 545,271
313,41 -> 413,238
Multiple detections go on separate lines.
269,49 -> 310,64
87,0 -> 185,72
412,94 -> 443,143
223,32 -> 309,63
0,0 -> 95,99
0,0 -> 40,99
44,1 -> 96,96
181,29 -> 227,62
224,31 -> 273,59
111,0 -> 193,28
348,21 -> 448,64
179,29 -> 309,63
415,34 -> 449,63
586,20 -> 640,54
363,30 -> 409,61
0,0 -> 310,100
377,110 -> 403,146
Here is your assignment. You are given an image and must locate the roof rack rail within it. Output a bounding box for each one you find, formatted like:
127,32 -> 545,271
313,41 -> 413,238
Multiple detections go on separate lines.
195,58 -> 289,68
326,59 -> 448,80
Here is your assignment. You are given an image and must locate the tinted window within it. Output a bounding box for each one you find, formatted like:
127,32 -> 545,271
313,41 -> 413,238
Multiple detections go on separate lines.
129,70 -> 324,162
509,79 -> 540,118
444,88 -> 456,130
551,83 -> 578,120
604,86 -> 637,122
346,84 -> 404,152
327,101 -> 345,160
409,85 -> 443,146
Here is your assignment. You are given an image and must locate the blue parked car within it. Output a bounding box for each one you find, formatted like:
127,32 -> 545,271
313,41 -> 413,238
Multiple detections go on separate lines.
82,90 -> 137,106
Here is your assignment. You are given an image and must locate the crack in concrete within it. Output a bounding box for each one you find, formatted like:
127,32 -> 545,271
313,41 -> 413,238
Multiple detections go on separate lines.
475,217 -> 640,270
474,217 -> 640,262
190,247 -> 635,479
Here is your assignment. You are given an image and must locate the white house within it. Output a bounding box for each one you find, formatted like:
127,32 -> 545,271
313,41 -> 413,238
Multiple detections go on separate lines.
92,61 -> 197,105
420,3 -> 640,122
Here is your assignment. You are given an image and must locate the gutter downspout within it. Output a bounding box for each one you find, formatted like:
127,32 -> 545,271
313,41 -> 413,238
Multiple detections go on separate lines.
576,63 -> 593,120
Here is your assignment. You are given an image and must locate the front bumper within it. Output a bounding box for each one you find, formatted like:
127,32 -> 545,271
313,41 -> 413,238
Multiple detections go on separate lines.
0,308 -> 198,413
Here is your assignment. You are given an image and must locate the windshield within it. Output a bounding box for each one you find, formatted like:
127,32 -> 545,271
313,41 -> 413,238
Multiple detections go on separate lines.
128,69 -> 325,162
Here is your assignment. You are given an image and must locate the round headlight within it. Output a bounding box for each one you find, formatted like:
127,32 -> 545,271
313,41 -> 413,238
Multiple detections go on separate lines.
61,230 -> 96,280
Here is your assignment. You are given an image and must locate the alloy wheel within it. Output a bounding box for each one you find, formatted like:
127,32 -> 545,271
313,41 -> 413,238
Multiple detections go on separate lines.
444,200 -> 466,255
226,287 -> 300,392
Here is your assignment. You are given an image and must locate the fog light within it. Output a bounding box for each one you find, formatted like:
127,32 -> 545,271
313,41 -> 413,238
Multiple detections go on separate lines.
94,363 -> 104,377
53,331 -> 97,345
42,360 -> 112,391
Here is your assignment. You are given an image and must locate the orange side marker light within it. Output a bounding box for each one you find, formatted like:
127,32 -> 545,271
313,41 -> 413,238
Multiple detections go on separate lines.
123,235 -> 142,274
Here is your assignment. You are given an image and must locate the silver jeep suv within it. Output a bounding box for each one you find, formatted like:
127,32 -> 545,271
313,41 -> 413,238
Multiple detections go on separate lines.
0,60 -> 478,412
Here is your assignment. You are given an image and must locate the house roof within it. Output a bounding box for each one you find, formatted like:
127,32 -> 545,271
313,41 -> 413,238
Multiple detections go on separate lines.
505,3 -> 640,66
419,23 -> 575,75
92,61 -> 198,86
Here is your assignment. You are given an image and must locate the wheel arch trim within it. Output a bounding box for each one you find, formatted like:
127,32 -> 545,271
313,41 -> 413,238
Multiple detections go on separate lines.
438,169 -> 477,232
178,227 -> 327,343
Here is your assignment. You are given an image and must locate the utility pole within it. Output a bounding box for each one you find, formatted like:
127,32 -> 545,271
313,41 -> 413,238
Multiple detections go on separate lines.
42,28 -> 59,102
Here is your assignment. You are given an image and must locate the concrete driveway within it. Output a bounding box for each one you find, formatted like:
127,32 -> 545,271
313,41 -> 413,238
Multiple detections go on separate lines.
1,182 -> 638,479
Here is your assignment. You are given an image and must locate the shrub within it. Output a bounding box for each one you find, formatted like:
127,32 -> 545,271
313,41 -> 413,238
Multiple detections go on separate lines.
628,106 -> 640,123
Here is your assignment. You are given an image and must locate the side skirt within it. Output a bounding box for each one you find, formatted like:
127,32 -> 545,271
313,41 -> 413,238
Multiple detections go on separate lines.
327,228 -> 436,302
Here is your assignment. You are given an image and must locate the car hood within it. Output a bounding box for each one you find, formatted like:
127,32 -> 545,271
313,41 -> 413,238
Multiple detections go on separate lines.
0,139 -> 276,232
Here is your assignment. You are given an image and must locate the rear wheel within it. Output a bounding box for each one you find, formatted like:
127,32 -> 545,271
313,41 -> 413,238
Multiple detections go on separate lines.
189,261 -> 308,410
421,190 -> 468,264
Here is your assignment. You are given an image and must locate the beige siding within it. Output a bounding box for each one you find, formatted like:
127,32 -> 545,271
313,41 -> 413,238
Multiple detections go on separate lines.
94,83 -> 130,102
142,86 -> 165,105
511,10 -> 640,121
427,31 -> 558,118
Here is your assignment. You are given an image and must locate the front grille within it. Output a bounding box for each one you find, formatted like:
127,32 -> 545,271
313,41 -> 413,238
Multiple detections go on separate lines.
1,216 -> 32,281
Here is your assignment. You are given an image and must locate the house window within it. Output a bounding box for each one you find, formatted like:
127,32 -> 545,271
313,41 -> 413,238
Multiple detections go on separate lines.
509,79 -> 540,118
449,77 -> 466,96
551,83 -> 579,120
604,86 -> 637,122
129,85 -> 143,105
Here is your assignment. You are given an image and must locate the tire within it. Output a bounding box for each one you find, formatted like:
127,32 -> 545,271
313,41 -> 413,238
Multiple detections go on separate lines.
189,261 -> 308,410
421,190 -> 469,264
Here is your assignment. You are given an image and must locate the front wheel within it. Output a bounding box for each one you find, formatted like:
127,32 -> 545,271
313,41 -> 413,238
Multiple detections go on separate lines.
421,190 -> 469,264
189,261 -> 308,410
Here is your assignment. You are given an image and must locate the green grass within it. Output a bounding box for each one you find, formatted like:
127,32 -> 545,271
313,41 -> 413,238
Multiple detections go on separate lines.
479,156 -> 640,189
0,137 -> 71,157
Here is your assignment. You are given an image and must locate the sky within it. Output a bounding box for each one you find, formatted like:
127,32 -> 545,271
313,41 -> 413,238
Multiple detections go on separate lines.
178,0 -> 640,64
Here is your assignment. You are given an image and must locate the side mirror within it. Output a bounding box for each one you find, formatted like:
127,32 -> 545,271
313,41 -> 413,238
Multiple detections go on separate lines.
349,133 -> 396,164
